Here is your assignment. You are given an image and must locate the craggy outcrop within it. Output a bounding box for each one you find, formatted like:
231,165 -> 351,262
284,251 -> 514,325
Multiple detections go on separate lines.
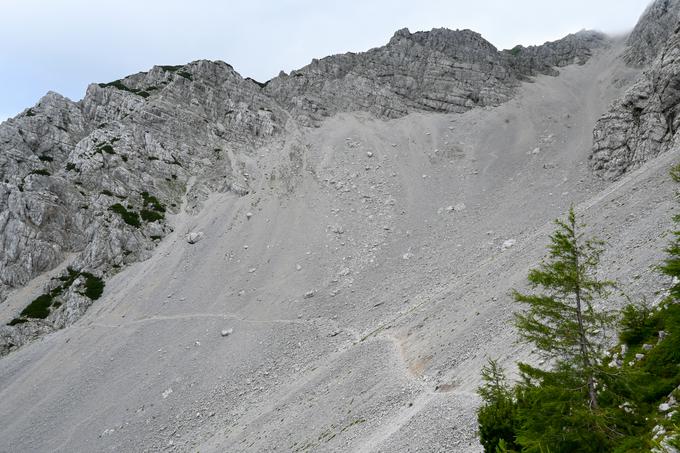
265,28 -> 606,125
591,0 -> 680,179
624,0 -> 680,66
0,61 -> 294,354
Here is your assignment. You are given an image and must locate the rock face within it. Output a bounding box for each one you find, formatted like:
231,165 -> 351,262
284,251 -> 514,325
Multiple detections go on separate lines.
503,30 -> 606,77
624,0 -> 680,66
265,28 -> 606,125
0,27 -> 609,353
591,0 -> 680,179
0,61 -> 293,353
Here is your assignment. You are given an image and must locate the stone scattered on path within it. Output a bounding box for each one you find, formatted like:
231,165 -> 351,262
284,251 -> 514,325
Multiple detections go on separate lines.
186,232 -> 204,244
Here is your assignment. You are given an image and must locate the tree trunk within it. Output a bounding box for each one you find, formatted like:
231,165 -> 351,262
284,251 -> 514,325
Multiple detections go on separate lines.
574,275 -> 598,409
571,215 -> 598,410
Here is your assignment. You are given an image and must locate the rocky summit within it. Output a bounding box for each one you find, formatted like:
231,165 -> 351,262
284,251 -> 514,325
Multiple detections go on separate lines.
1,1 -> 680,452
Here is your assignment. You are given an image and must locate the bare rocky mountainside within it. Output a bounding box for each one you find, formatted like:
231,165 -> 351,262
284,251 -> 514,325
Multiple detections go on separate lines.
0,0 -> 679,451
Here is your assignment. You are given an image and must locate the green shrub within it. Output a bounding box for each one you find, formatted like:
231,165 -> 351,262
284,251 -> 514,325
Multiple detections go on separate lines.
99,144 -> 115,154
31,168 -> 51,176
25,108 -> 36,117
8,268 -> 106,325
620,303 -> 660,345
20,294 -> 53,319
109,203 -> 141,227
81,272 -> 105,300
159,65 -> 182,72
101,190 -> 114,197
509,45 -> 523,56
141,191 -> 165,212
65,163 -> 76,171
98,80 -> 155,98
140,209 -> 163,222
177,71 -> 193,80
38,155 -> 53,162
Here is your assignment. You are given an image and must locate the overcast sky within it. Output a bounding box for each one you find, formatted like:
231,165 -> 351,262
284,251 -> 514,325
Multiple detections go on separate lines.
0,0 -> 651,122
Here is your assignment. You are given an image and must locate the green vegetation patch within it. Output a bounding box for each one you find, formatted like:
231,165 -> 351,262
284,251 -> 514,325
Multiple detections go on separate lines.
140,209 -> 164,222
19,294 -> 53,319
508,45 -> 523,56
159,65 -> 182,72
110,193 -> 165,226
177,71 -> 193,80
81,272 -> 105,300
141,191 -> 166,213
94,141 -> 117,155
109,203 -> 141,227
9,268 -> 105,325
30,168 -> 51,176
98,80 -> 158,98
38,155 -> 53,162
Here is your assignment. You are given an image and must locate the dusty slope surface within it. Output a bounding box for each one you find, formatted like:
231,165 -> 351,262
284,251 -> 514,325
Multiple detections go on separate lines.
0,41 -> 676,453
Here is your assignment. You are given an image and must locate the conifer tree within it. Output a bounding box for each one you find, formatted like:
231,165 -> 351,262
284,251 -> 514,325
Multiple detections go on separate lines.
512,207 -> 614,409
660,163 -> 680,300
477,359 -> 519,452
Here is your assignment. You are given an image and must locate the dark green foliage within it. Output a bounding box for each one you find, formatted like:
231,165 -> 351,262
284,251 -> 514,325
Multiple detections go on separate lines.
8,268 -> 106,325
661,163 -> 680,299
20,294 -> 53,319
513,207 -> 614,409
121,155 -> 128,162
508,45 -> 523,56
148,156 -> 159,161
150,235 -> 162,240
141,191 -> 165,213
512,364 -> 630,453
477,167 -> 680,451
100,189 -> 114,197
177,71 -> 193,80
38,155 -> 53,162
140,209 -> 163,222
477,359 -> 520,452
98,80 -> 130,91
81,272 -> 105,300
159,65 -> 182,72
65,163 -> 76,171
109,203 -> 141,227
110,193 -> 164,226
31,168 -> 51,176
58,267 -> 81,287
139,191 -> 165,222
619,303 -> 659,345
95,142 -> 116,155
25,108 -> 36,117
98,80 -> 156,98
